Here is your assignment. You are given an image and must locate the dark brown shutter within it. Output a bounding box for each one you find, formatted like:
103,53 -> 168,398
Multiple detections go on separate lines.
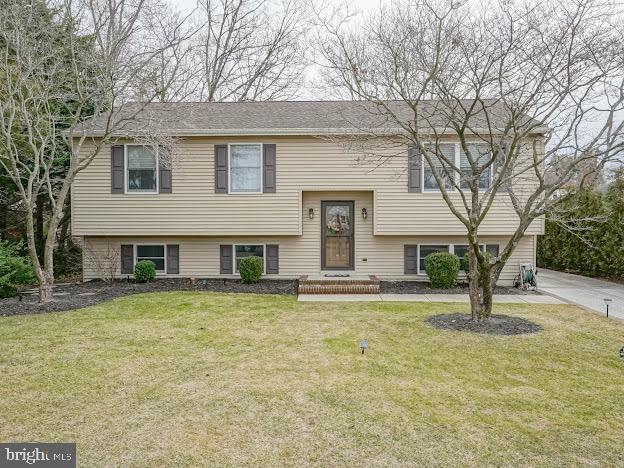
263,144 -> 276,193
407,146 -> 422,193
266,244 -> 279,274
111,145 -> 125,194
166,244 -> 179,274
159,146 -> 172,193
121,244 -> 134,274
220,245 -> 233,274
404,245 -> 418,274
214,144 -> 228,193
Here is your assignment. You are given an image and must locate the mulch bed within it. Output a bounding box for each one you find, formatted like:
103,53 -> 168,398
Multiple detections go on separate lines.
426,313 -> 542,335
380,281 -> 538,295
1,279 -> 297,317
1,279 -> 539,317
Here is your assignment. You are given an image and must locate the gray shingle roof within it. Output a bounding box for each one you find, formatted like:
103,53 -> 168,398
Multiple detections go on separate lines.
79,100 -> 544,136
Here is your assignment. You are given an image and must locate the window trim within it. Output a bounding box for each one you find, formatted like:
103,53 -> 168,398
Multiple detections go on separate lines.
421,143 -> 493,193
228,143 -> 263,194
233,243 -> 266,274
417,242 -> 500,274
133,243 -> 166,274
417,244 -> 451,274
124,144 -> 159,195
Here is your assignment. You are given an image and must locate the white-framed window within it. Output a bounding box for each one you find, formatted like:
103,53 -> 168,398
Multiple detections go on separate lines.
423,143 -> 492,192
135,244 -> 166,273
418,244 -> 450,272
460,144 -> 492,190
126,145 -> 158,193
417,243 -> 500,273
453,244 -> 486,272
234,244 -> 265,273
485,244 -> 500,257
423,144 -> 455,191
229,143 -> 262,193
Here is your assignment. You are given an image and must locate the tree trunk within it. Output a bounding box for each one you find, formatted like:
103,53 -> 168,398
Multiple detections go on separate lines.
37,176 -> 73,304
479,264 -> 494,321
467,245 -> 482,321
466,243 -> 498,322
35,193 -> 45,262
38,270 -> 54,302
56,196 -> 72,248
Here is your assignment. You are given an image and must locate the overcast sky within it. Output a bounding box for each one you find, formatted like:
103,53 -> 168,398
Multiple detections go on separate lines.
165,0 -> 388,100
167,0 -> 386,15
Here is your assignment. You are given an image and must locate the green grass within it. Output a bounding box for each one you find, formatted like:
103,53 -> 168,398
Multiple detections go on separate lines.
1,293 -> 623,467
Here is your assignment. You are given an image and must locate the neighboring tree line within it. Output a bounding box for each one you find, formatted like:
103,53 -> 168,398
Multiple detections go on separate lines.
538,175 -> 624,278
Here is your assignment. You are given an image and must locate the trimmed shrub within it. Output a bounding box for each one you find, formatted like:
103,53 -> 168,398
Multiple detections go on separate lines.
424,252 -> 460,288
0,241 -> 36,298
134,260 -> 156,283
0,279 -> 17,299
239,256 -> 263,284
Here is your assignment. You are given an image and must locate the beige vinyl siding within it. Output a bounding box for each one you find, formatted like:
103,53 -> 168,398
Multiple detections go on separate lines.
82,192 -> 535,285
72,136 -> 544,237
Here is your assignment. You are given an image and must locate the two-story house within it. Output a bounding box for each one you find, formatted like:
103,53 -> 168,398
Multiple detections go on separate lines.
72,101 -> 543,285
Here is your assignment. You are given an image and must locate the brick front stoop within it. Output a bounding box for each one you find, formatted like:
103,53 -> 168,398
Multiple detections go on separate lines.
298,275 -> 381,294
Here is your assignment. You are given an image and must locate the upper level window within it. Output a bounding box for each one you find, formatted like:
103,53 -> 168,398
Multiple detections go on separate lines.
230,144 -> 262,193
127,145 -> 157,193
423,143 -> 492,191
423,144 -> 455,191
460,144 -> 492,190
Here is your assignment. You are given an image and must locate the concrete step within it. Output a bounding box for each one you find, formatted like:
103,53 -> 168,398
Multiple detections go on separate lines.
298,275 -> 380,294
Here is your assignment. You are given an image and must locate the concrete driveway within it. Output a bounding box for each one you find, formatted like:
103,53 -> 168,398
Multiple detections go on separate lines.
538,269 -> 624,320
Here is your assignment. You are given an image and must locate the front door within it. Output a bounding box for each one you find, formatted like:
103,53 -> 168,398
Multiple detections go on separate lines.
321,201 -> 354,270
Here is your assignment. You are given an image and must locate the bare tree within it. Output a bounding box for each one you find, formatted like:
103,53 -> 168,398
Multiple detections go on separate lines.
317,0 -> 624,320
82,238 -> 120,283
0,0 -> 191,302
190,0 -> 309,101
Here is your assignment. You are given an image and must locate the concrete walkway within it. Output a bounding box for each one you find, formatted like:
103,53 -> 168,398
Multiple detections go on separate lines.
298,293 -> 564,304
538,269 -> 624,319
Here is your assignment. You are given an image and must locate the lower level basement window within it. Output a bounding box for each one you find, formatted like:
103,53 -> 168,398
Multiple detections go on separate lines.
418,245 -> 450,272
136,245 -> 165,273
234,245 -> 264,272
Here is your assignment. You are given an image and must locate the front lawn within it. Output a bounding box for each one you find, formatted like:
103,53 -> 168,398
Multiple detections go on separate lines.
0,293 -> 622,466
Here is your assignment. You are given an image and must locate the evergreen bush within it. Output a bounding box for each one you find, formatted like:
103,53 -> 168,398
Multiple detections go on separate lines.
239,256 -> 263,283
537,183 -> 624,277
0,241 -> 36,297
134,260 -> 156,283
424,252 -> 460,288
0,279 -> 17,299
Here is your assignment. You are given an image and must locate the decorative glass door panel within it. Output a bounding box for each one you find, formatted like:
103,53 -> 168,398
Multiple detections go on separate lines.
322,201 -> 354,270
